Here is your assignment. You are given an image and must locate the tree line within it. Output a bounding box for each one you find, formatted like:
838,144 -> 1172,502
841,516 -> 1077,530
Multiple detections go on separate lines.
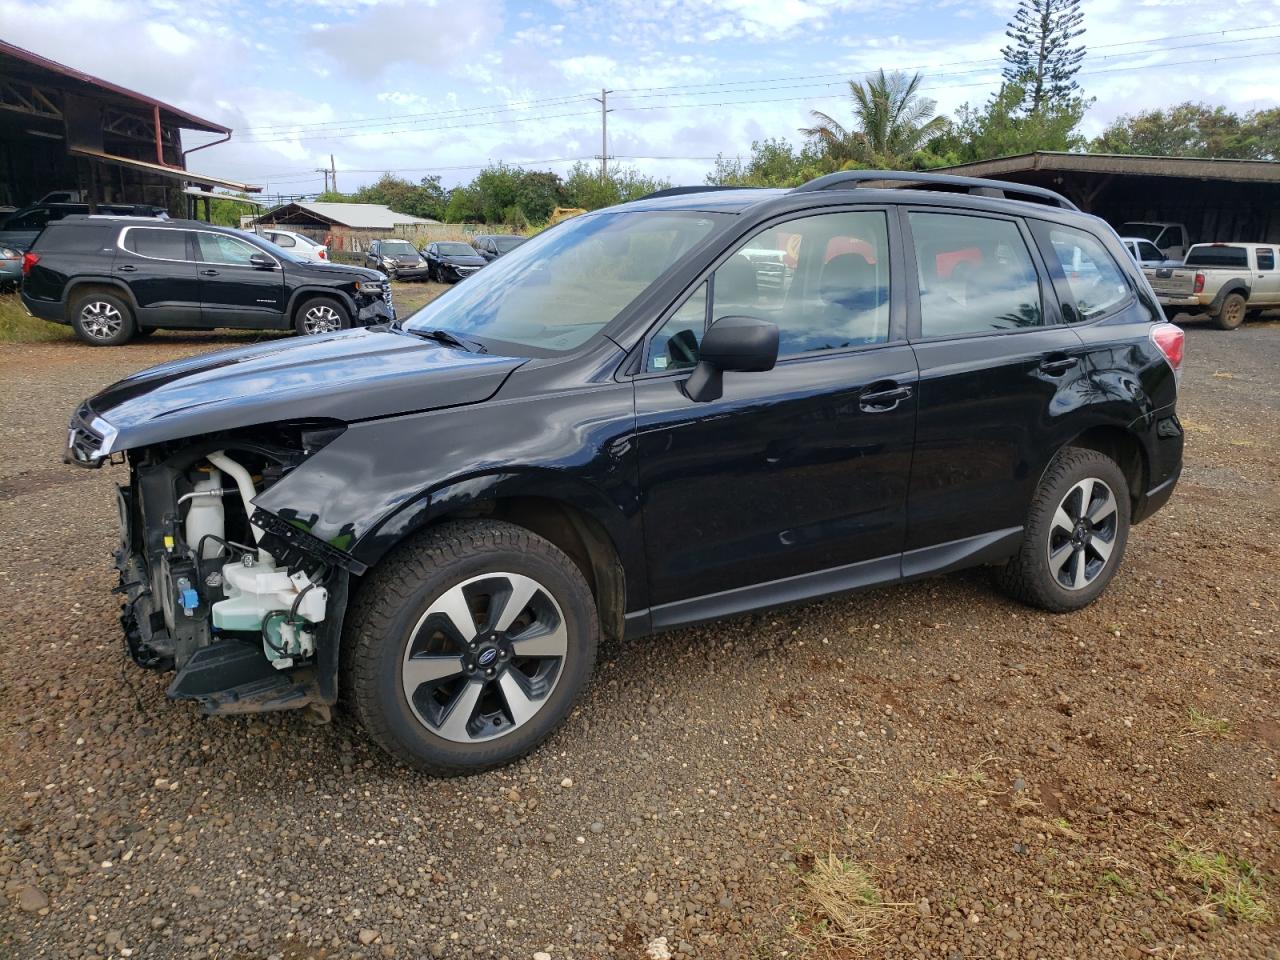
298,0 -> 1279,223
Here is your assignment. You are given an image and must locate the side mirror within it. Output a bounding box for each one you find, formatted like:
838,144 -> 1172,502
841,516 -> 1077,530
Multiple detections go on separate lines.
249,252 -> 275,270
683,315 -> 778,403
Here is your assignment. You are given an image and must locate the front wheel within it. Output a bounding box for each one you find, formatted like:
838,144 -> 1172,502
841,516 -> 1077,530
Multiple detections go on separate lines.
71,291 -> 136,346
294,296 -> 350,336
342,520 -> 599,774
995,447 -> 1131,613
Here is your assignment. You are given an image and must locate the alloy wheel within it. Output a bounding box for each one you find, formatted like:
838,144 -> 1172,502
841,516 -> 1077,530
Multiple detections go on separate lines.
80,301 -> 123,340
302,303 -> 342,334
401,572 -> 569,743
1047,477 -> 1119,590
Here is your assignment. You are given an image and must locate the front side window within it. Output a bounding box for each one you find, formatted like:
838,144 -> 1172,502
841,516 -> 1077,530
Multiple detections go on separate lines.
126,227 -> 189,261
404,211 -> 723,354
910,212 -> 1043,337
1037,224 -> 1132,322
196,232 -> 262,265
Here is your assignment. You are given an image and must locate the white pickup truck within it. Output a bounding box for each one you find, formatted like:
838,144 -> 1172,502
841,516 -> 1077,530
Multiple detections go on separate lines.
1143,242 -> 1280,330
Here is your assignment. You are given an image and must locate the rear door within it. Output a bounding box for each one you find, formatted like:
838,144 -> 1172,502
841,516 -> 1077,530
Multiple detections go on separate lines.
193,230 -> 287,328
902,208 -> 1086,564
116,226 -> 202,326
1252,247 -> 1280,305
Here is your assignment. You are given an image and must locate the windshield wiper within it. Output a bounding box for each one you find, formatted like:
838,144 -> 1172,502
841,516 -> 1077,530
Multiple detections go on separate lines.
410,328 -> 487,353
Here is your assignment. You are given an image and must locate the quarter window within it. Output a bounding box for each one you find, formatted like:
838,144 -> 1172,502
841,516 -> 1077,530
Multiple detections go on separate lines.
909,212 -> 1043,337
272,233 -> 296,248
1037,224 -> 1132,321
1258,248 -> 1276,271
647,282 -> 708,372
196,232 -> 262,265
126,228 -> 189,261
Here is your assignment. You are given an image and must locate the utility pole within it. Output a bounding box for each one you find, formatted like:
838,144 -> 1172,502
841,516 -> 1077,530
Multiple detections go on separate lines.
330,154 -> 337,193
592,88 -> 613,183
315,165 -> 330,192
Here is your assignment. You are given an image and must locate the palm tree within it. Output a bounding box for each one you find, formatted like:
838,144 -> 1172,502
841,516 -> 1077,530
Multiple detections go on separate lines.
801,69 -> 947,169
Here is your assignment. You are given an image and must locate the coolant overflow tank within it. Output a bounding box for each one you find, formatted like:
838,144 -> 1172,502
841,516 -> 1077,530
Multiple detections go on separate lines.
210,561 -> 327,632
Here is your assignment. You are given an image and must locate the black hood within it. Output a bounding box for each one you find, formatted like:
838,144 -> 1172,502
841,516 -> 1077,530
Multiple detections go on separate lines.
83,327 -> 526,453
441,254 -> 486,267
291,259 -> 383,281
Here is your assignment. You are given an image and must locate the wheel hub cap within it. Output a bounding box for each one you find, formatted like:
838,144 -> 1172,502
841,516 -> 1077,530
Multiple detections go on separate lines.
401,572 -> 568,743
1048,477 -> 1119,591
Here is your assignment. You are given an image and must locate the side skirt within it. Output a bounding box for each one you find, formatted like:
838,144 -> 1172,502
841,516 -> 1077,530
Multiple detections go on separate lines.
624,526 -> 1024,638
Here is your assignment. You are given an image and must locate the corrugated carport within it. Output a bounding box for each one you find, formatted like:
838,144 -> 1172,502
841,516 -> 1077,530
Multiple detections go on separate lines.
937,151 -> 1280,244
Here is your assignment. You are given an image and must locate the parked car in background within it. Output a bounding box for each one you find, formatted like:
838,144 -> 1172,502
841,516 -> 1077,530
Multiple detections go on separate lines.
423,241 -> 486,282
1143,242 -> 1280,329
0,202 -> 168,252
21,215 -> 392,345
0,243 -> 21,290
256,227 -> 329,263
365,238 -> 432,280
1119,221 -> 1190,261
64,170 -> 1183,774
472,234 -> 526,262
1120,236 -> 1175,268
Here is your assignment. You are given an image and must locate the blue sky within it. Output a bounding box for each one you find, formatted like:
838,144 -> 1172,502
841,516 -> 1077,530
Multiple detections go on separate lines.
5,0 -> 1279,195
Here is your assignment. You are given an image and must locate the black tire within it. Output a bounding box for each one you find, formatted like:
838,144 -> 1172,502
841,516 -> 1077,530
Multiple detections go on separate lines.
342,520 -> 599,775
995,447 -> 1131,613
70,290 -> 136,346
1214,292 -> 1247,330
293,296 -> 351,336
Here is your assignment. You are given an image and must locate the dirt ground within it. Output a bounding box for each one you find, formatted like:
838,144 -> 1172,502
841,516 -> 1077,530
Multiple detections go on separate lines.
0,310 -> 1276,960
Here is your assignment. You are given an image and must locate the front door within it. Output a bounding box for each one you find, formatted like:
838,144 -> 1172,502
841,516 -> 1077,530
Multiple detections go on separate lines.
115,226 -> 202,327
901,208 -> 1088,562
193,231 -> 287,328
634,208 -> 917,622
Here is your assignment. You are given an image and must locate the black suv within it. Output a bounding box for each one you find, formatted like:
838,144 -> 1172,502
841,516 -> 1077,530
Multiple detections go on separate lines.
66,171 -> 1183,774
472,234 -> 526,262
22,216 -> 393,345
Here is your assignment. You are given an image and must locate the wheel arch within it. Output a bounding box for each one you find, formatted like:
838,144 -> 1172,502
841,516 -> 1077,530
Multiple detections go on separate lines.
357,474 -> 631,642
1057,424 -> 1149,507
64,278 -> 137,321
286,285 -> 357,322
1209,280 -> 1250,314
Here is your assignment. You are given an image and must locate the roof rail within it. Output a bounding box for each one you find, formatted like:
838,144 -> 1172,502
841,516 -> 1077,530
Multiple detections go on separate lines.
637,185 -> 762,201
791,170 -> 1078,211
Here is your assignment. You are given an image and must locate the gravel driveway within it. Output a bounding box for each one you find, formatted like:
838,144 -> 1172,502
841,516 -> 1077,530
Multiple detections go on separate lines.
1,316 -> 1277,959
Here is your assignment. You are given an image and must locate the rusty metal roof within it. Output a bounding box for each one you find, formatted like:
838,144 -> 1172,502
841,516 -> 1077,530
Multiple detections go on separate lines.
937,151 -> 1280,185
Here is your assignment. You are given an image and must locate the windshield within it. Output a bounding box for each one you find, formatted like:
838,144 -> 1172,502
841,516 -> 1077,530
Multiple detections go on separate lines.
1185,245 -> 1249,268
437,242 -> 477,256
494,237 -> 525,252
1120,223 -> 1164,243
382,240 -> 419,256
405,211 -> 724,353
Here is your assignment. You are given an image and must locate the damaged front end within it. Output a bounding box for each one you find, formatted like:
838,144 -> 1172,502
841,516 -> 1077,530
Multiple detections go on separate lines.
100,417 -> 361,717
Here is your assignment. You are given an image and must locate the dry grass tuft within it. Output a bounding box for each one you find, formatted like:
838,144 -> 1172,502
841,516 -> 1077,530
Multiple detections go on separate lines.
1172,842 -> 1270,923
797,851 -> 902,948
1181,706 -> 1233,739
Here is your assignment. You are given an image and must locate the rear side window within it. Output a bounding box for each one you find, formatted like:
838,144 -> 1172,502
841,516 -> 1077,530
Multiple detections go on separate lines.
1034,224 -> 1131,322
1257,249 -> 1276,271
125,228 -> 190,261
909,212 -> 1043,337
34,224 -> 114,253
271,233 -> 296,248
1186,246 -> 1249,268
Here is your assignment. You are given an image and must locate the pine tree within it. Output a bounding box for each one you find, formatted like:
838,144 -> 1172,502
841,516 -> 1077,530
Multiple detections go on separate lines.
1000,0 -> 1085,114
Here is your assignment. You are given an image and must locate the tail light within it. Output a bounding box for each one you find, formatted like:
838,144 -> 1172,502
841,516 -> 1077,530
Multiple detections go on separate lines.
21,251 -> 38,275
1193,272 -> 1205,294
1151,322 -> 1184,379
318,249 -> 326,260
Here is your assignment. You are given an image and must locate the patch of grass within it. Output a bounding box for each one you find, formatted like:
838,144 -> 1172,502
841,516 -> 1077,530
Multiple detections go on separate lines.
1172,842 -> 1270,923
1098,870 -> 1138,897
1182,706 -> 1232,739
931,754 -> 1001,791
0,293 -> 71,343
797,851 -> 900,948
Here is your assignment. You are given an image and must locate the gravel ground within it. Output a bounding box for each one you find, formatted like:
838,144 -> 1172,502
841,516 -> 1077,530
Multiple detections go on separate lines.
1,313 -> 1277,959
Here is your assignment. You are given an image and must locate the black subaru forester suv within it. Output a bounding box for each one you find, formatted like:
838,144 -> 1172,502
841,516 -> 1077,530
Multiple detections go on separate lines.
65,172 -> 1183,774
22,216 -> 393,345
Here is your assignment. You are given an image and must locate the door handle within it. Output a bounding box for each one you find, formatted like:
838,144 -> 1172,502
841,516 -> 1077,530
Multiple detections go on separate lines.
859,383 -> 913,412
116,264 -> 136,272
199,269 -> 219,277
1039,356 -> 1079,375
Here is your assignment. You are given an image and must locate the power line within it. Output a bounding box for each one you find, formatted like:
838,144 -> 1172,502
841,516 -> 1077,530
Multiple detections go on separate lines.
239,92 -> 596,134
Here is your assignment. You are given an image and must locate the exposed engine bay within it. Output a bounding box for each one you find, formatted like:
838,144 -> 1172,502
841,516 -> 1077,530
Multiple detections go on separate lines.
114,423 -> 353,716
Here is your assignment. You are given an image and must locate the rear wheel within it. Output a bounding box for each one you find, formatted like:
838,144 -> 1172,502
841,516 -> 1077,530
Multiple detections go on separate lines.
70,291 -> 136,346
1214,292 -> 1247,330
342,520 -> 599,774
995,447 -> 1130,612
294,296 -> 350,336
